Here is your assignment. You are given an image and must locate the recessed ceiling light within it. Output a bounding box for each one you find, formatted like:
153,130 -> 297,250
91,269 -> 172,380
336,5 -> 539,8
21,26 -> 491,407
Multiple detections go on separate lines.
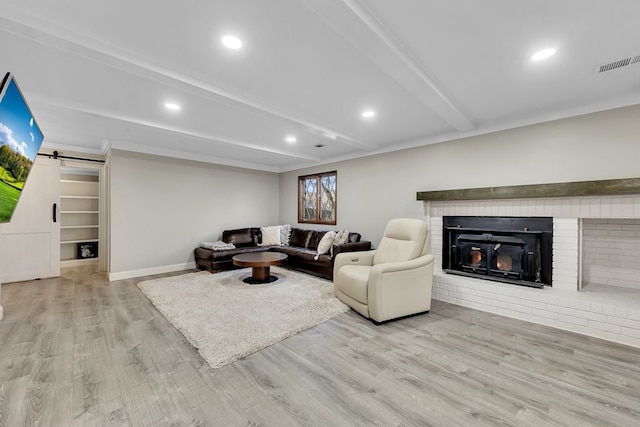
222,35 -> 243,50
361,110 -> 376,118
531,48 -> 556,61
314,144 -> 326,148
285,136 -> 297,143
164,102 -> 181,111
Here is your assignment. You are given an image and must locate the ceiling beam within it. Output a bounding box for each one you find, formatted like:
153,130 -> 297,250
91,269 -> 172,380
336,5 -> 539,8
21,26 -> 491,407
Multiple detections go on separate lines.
301,0 -> 475,132
29,94 -> 323,163
0,15 -> 374,152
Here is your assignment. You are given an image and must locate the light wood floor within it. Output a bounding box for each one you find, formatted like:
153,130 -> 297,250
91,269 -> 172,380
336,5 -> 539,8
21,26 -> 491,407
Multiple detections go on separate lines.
1,269 -> 640,426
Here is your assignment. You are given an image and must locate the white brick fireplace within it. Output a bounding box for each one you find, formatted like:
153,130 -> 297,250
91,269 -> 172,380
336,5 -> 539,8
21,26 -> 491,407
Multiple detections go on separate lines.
427,194 -> 640,348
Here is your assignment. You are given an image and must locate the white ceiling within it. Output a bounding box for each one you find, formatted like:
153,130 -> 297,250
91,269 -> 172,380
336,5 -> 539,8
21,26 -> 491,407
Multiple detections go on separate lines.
2,0 -> 640,172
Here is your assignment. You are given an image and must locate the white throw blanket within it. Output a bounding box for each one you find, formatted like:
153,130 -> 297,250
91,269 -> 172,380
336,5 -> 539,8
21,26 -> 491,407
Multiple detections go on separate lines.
200,240 -> 236,251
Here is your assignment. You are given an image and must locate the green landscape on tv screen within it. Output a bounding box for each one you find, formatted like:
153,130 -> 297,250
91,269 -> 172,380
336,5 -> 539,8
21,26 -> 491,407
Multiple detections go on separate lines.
0,73 -> 44,223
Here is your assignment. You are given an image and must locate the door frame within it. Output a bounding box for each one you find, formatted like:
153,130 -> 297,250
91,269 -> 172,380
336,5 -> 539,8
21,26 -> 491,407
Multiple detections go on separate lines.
59,158 -> 108,272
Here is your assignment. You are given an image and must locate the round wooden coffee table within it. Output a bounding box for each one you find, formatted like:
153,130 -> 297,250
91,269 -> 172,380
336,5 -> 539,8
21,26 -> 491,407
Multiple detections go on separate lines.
232,252 -> 288,284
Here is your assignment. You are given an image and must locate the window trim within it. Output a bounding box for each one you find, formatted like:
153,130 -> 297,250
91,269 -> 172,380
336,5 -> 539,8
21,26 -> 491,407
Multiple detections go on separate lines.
297,171 -> 337,225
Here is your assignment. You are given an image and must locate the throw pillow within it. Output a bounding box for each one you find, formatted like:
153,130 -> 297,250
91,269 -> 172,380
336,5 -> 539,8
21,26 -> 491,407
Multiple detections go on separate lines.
280,224 -> 291,245
331,228 -> 349,256
334,228 -> 349,245
314,231 -> 336,260
307,230 -> 326,250
260,225 -> 282,246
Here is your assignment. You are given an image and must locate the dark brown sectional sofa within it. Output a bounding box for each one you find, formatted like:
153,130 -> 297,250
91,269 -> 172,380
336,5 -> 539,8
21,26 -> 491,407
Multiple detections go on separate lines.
194,227 -> 371,280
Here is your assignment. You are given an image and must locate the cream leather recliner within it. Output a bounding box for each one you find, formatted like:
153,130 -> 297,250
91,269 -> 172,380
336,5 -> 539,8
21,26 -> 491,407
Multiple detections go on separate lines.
333,218 -> 434,323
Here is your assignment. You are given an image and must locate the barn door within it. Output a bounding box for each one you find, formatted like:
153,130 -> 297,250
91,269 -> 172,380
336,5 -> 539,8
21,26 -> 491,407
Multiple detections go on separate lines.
0,156 -> 60,282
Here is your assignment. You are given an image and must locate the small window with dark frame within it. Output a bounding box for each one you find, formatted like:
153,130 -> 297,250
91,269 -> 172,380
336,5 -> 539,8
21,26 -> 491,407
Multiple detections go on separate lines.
298,171 -> 337,225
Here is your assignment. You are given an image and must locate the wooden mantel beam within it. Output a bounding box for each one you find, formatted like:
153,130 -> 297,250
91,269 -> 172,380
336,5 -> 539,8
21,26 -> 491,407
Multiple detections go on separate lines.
416,178 -> 640,202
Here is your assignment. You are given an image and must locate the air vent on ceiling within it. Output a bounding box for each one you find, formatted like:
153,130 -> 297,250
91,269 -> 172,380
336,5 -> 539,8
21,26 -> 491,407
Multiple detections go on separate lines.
595,54 -> 640,74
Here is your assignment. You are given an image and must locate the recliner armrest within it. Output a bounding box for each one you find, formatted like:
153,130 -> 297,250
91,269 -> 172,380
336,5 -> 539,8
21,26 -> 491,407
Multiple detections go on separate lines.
371,254 -> 434,275
333,250 -> 376,282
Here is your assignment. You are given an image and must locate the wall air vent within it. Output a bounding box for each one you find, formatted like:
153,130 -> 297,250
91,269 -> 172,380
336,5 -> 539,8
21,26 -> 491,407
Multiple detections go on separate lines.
595,54 -> 640,74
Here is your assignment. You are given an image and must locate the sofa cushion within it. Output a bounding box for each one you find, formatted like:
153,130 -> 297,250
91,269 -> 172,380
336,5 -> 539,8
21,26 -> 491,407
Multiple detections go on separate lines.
197,245 -> 270,261
336,265 -> 371,304
210,246 -> 270,260
222,228 -> 255,247
272,246 -> 331,266
307,230 -> 327,250
289,228 -> 311,248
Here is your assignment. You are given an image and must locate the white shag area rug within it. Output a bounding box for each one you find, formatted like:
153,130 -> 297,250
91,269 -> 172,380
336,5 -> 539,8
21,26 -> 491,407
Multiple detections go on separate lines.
137,266 -> 349,368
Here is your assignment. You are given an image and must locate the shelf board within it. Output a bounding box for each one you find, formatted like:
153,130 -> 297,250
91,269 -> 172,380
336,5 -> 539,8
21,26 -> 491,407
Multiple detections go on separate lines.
61,239 -> 99,244
60,195 -> 99,199
61,211 -> 99,214
61,225 -> 99,229
61,179 -> 99,184
61,258 -> 98,267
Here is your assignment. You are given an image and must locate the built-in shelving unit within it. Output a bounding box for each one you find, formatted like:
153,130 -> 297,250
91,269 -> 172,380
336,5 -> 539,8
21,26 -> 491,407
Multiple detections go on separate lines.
60,171 -> 100,267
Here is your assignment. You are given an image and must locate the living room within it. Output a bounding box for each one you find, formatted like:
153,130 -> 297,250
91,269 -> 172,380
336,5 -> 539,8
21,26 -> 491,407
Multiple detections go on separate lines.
2,1 -> 640,425
110,103 -> 640,285
108,104 -> 640,345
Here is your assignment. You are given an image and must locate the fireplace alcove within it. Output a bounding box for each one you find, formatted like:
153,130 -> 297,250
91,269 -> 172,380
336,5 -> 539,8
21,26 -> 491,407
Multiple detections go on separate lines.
418,179 -> 640,348
442,216 -> 553,288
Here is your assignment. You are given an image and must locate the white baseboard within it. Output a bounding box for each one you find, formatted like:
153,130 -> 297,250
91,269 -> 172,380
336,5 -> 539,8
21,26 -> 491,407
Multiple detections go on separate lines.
108,261 -> 196,281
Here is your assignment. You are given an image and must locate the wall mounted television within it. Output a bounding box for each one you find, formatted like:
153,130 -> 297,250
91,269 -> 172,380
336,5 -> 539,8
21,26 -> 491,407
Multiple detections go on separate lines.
0,72 -> 44,223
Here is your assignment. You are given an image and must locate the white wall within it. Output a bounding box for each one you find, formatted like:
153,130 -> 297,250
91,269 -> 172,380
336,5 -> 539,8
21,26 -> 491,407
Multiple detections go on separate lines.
109,150 -> 279,280
107,104 -> 640,280
279,104 -> 640,245
280,155 -> 428,247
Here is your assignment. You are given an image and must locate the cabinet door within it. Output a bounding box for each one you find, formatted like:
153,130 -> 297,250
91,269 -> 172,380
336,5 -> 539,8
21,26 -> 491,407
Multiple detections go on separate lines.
0,157 -> 60,282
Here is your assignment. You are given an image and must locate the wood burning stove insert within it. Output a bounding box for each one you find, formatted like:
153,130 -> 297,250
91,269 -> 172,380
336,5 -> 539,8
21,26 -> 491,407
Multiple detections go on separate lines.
443,216 -> 553,288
